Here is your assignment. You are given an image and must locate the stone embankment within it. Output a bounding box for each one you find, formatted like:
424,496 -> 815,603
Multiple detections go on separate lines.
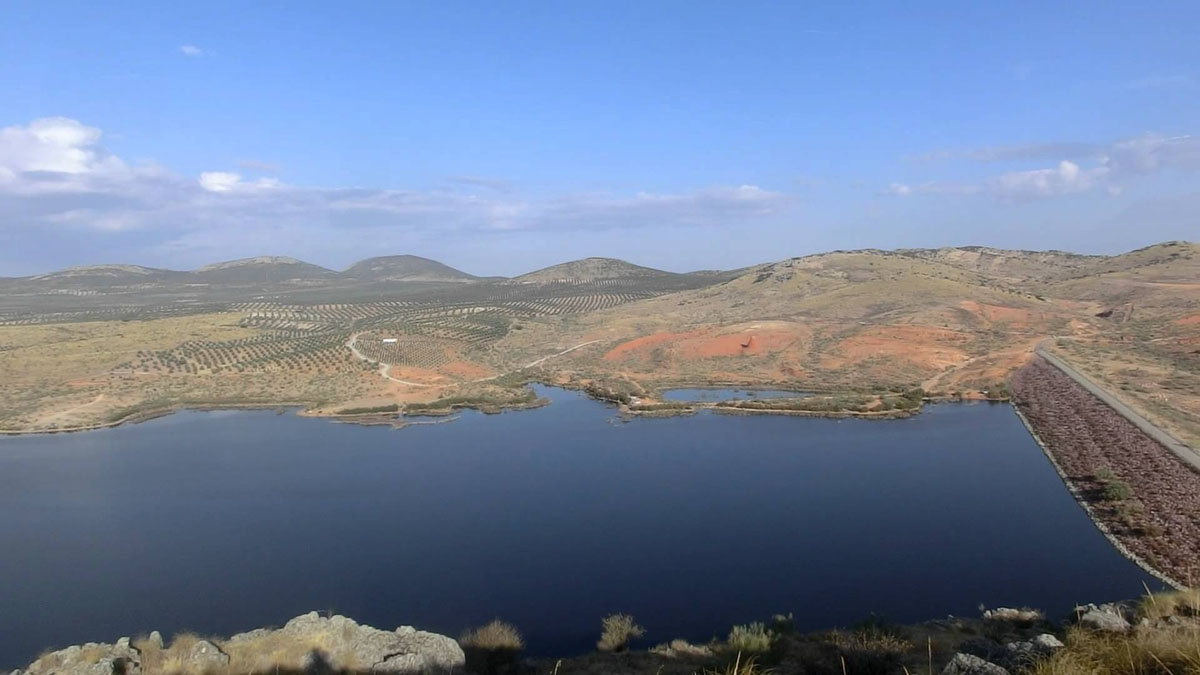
1011,356 -> 1200,586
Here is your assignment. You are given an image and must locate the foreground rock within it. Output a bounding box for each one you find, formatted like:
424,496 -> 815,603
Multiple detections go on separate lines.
17,612 -> 463,675
1075,603 -> 1132,633
941,653 -> 1011,675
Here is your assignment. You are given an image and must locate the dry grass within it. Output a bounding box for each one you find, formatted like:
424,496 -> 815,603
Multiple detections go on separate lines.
1141,589 -> 1200,622
1028,624 -> 1200,675
827,629 -> 913,657
597,613 -> 646,653
726,623 -> 775,655
700,652 -> 774,675
460,620 -> 525,651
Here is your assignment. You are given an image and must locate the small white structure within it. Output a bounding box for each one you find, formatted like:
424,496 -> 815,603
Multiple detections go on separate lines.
381,338 -> 398,344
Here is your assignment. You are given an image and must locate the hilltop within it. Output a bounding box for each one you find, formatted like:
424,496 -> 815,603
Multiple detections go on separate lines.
514,257 -> 679,283
343,255 -> 477,283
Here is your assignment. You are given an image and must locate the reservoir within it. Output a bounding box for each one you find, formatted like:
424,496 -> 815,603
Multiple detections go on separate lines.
0,385 -> 1159,667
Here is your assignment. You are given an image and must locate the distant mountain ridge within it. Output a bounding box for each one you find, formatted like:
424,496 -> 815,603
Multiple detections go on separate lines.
4,242 -> 1195,293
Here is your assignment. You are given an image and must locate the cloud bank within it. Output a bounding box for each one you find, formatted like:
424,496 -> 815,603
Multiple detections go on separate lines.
0,117 -> 786,268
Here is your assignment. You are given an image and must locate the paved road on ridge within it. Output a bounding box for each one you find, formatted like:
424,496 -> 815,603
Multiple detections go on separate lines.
1036,342 -> 1200,473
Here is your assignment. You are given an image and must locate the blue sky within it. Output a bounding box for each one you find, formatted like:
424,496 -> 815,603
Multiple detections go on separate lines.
1,1 -> 1197,276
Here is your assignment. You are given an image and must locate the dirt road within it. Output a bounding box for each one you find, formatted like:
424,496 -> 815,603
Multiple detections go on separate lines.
346,334 -> 601,386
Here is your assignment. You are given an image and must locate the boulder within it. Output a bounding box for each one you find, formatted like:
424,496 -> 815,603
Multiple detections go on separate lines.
1002,634 -> 1064,667
1075,604 -> 1131,633
145,632 -> 163,651
186,640 -> 230,669
269,612 -> 464,673
981,607 -> 1043,624
941,653 -> 1011,675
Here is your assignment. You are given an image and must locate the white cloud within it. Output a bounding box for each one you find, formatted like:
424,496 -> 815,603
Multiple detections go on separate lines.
179,45 -> 205,57
198,171 -> 241,192
889,133 -> 1200,201
987,161 -> 1108,200
0,117 -> 117,175
0,117 -> 788,265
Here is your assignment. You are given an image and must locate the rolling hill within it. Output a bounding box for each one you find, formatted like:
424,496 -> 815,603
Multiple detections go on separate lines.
514,257 -> 680,283
342,255 -> 477,283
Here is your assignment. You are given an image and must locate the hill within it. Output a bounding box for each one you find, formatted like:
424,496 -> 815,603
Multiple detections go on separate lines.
191,256 -> 338,283
514,257 -> 678,283
26,264 -> 183,288
342,255 -> 477,283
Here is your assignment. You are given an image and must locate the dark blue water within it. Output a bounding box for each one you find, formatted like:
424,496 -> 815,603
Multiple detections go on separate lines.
0,386 -> 1159,667
660,388 -> 808,401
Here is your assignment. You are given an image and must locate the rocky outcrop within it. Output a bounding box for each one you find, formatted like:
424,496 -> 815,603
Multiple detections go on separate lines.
16,613 -> 463,675
24,639 -> 141,675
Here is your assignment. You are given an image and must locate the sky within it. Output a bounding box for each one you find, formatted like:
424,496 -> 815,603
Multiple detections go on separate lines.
1,1 -> 1197,277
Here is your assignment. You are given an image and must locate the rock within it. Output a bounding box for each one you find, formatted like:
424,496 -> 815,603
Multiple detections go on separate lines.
272,613 -> 464,673
957,637 -> 1004,662
1002,634 -> 1064,667
19,612 -> 463,675
982,607 -> 1043,624
1075,604 -> 1131,633
226,628 -> 272,644
24,639 -> 141,675
187,640 -> 230,669
941,653 -> 1011,675
391,626 -> 464,672
373,653 -> 425,673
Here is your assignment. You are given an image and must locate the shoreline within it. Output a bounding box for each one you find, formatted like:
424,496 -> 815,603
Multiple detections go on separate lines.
0,381 -> 1016,437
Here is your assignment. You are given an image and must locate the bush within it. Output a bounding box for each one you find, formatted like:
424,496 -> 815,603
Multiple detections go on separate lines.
727,622 -> 774,654
460,620 -> 523,675
460,620 -> 524,651
1101,479 -> 1134,502
597,613 -> 645,653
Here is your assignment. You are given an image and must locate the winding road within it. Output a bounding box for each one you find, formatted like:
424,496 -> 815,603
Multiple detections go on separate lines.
345,333 -> 602,386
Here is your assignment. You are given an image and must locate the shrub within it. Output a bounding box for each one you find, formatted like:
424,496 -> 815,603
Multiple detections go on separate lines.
597,613 -> 645,653
460,620 -> 524,675
770,613 -> 795,635
726,622 -> 774,654
460,620 -> 524,651
1101,479 -> 1133,502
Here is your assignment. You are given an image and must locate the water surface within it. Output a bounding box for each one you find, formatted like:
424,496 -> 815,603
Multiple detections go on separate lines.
0,386 -> 1158,666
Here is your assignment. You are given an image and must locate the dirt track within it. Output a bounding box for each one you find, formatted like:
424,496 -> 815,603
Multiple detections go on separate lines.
1012,357 -> 1200,584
